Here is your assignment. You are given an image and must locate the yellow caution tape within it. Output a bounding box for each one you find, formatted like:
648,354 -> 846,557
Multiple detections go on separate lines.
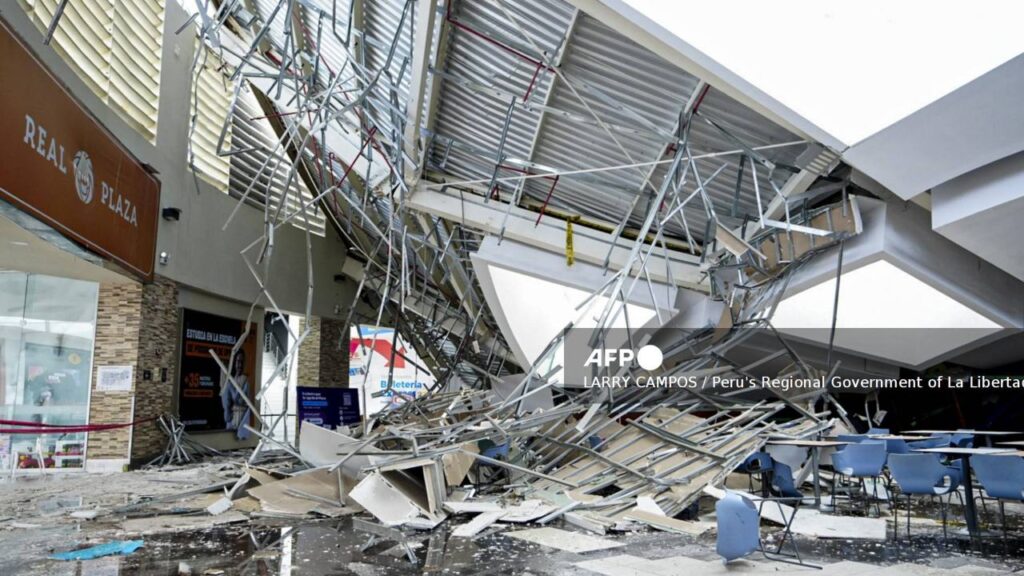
566,216 -> 579,266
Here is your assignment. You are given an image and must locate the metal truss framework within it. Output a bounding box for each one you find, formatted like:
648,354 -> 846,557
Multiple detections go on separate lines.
44,0 -> 864,485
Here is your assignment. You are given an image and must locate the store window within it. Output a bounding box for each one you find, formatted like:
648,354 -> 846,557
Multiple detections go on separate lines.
0,272 -> 98,471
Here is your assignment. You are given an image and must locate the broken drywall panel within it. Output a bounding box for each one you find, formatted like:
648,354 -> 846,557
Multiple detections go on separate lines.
623,510 -> 711,537
451,511 -> 505,538
574,554 -> 658,576
644,556 -> 732,575
442,444 -> 478,487
69,510 -> 100,520
349,472 -> 422,526
122,512 -> 248,535
575,403 -> 601,433
404,514 -> 449,531
762,500 -> 885,541
205,497 -> 233,515
422,461 -> 447,515
578,555 -> 883,576
499,499 -> 556,523
444,501 -> 504,514
716,220 -> 767,260
378,457 -> 448,517
645,555 -> 761,574
492,373 -> 554,413
504,527 -> 625,553
245,467 -> 281,486
565,511 -> 612,534
633,496 -> 665,516
248,469 -> 344,516
299,421 -> 382,477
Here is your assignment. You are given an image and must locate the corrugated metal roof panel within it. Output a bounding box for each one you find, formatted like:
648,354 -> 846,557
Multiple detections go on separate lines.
362,0 -> 414,137
423,1 -> 813,243
427,0 -> 574,188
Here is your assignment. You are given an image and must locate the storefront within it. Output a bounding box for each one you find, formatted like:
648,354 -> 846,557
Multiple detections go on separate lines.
0,272 -> 98,470
0,11 -> 354,472
0,21 -> 159,472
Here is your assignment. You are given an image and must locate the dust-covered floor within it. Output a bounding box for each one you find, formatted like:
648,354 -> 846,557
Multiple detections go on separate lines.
3,466 -> 1024,575
5,517 -> 1024,575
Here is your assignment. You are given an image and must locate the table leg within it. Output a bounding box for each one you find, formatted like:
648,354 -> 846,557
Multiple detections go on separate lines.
812,447 -> 822,507
961,455 -> 978,537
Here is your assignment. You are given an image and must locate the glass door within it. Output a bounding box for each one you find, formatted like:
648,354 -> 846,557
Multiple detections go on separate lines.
0,271 -> 98,471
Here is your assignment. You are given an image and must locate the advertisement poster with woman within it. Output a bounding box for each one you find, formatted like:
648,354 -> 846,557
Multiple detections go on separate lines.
178,309 -> 257,439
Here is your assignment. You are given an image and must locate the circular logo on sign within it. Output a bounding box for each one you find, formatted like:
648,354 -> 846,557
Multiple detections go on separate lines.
72,150 -> 94,204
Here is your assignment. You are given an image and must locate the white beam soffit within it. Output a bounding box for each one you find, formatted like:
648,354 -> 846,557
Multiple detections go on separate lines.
843,53 -> 1024,200
471,236 -> 667,370
932,150 -> 1024,282
407,183 -> 705,289
614,0 -> 1024,149
771,198 -> 1024,369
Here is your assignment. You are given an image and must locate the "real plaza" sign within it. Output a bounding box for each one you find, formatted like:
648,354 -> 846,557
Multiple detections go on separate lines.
0,21 -> 159,279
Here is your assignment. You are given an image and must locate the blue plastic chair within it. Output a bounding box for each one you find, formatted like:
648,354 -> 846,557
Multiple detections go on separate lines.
770,462 -> 803,499
831,441 -> 887,514
716,492 -> 760,563
949,432 -> 974,448
908,435 -> 948,450
867,427 -> 890,435
832,440 -> 887,477
972,454 -> 1024,538
480,441 -> 509,459
740,452 -> 772,473
836,434 -> 867,444
477,441 -> 510,483
885,438 -> 911,457
888,454 -> 962,540
909,435 -> 961,473
738,452 -> 773,496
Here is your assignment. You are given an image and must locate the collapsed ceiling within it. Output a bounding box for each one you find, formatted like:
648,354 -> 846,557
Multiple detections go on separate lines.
25,0 -> 1024,547
111,0 -> 865,404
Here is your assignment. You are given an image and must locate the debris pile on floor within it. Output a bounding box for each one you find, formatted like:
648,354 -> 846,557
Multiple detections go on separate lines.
29,391 -> 837,546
